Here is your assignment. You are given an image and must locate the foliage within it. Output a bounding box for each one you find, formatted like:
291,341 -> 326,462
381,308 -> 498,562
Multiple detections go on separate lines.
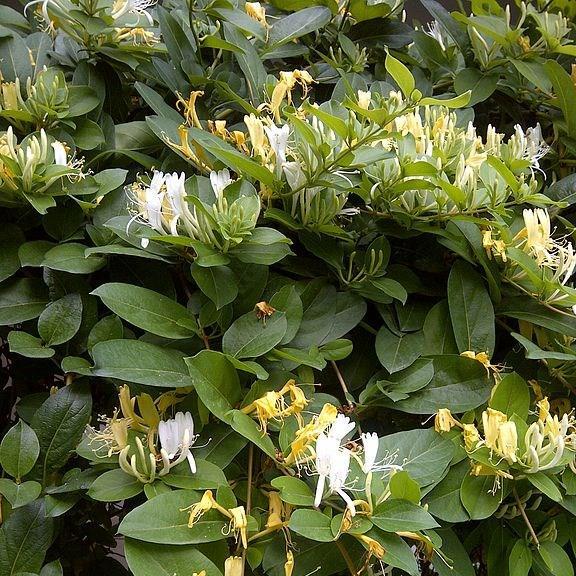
2,0 -> 576,575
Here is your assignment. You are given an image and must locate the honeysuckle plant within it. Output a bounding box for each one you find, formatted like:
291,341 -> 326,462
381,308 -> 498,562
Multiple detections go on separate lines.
4,1 -> 576,576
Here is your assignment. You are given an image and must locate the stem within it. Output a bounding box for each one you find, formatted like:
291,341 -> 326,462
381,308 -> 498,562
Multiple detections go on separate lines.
336,540 -> 358,576
331,361 -> 354,409
241,443 -> 255,576
513,486 -> 540,548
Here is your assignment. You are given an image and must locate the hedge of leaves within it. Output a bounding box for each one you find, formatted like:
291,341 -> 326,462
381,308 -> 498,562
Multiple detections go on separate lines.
2,0 -> 576,575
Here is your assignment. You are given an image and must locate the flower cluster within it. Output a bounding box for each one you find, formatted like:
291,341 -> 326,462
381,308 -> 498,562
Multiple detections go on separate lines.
436,398 -> 576,483
128,168 -> 260,251
88,386 -> 200,483
484,208 -> 576,310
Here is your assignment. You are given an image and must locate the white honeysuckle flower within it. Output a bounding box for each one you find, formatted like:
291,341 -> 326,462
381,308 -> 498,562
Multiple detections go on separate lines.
327,414 -> 355,441
510,123 -> 549,171
327,447 -> 356,516
357,90 -> 372,110
313,433 -> 355,516
361,432 -> 378,473
263,124 -> 290,176
210,168 -> 234,201
111,0 -> 156,25
51,141 -> 67,166
360,432 -> 402,475
423,20 -> 449,51
164,171 -> 187,235
314,432 -> 339,508
158,411 -> 197,474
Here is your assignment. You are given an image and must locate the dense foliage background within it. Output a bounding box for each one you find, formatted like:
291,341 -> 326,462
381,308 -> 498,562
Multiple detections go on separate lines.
3,0 -> 576,575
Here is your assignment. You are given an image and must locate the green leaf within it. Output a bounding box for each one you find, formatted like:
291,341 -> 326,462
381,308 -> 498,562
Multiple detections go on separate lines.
460,474 -> 502,519
10,332 -> 51,360
288,509 -> 334,542
31,383 -> 92,483
375,326 -> 424,374
0,500 -> 54,576
191,264 -> 238,310
193,423 -> 247,468
372,499 -> 439,532
161,460 -> 227,490
91,283 -> 196,339
18,241 -> 56,267
388,471 -> 421,504
73,118 -> 105,150
0,421 -> 40,480
385,51 -> 415,97
0,278 -> 49,325
393,355 -> 490,414
268,7 -> 331,46
377,428 -> 454,488
37,294 -> 83,346
424,461 -> 470,523
497,297 -> 576,337
0,479 -> 41,508
230,410 -> 277,459
0,224 -> 24,283
39,559 -> 63,576
67,86 -> 100,116
433,528 -> 475,576
119,490 -> 228,544
448,261 -> 495,355
536,541 -> 573,576
362,529 -> 419,576
271,476 -> 315,506
222,310 -> 287,359
125,539 -> 223,576
527,472 -> 562,502
419,91 -> 472,108
42,243 -> 106,274
87,315 -> 124,350
91,339 -> 194,388
87,469 -> 144,502
545,60 -> 576,137
490,373 -> 530,419
270,285 -> 303,345
184,350 -> 240,421
509,540 -> 532,576
453,68 -> 498,106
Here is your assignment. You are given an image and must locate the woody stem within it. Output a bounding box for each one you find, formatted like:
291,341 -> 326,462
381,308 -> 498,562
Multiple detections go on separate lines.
331,361 -> 354,409
336,540 -> 358,576
513,486 -> 540,548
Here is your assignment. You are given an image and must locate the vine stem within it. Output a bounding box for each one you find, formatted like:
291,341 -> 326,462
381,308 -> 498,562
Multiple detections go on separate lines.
513,486 -> 540,548
336,540 -> 358,575
331,361 -> 354,409
241,443 -> 255,575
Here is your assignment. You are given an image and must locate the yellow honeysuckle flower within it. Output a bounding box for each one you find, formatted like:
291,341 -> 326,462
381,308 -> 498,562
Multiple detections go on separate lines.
357,534 -> 386,560
270,70 -> 314,122
176,90 -> 204,128
463,423 -> 480,451
482,408 -> 508,452
284,403 -> 338,465
182,490 -> 217,527
119,385 -> 148,432
497,421 -> 518,463
538,397 -> 550,422
434,408 -> 460,433
482,229 -> 507,262
284,550 -> 294,576
244,113 -> 269,160
245,2 -> 267,27
224,556 -> 243,576
265,491 -> 284,529
227,506 -> 248,549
